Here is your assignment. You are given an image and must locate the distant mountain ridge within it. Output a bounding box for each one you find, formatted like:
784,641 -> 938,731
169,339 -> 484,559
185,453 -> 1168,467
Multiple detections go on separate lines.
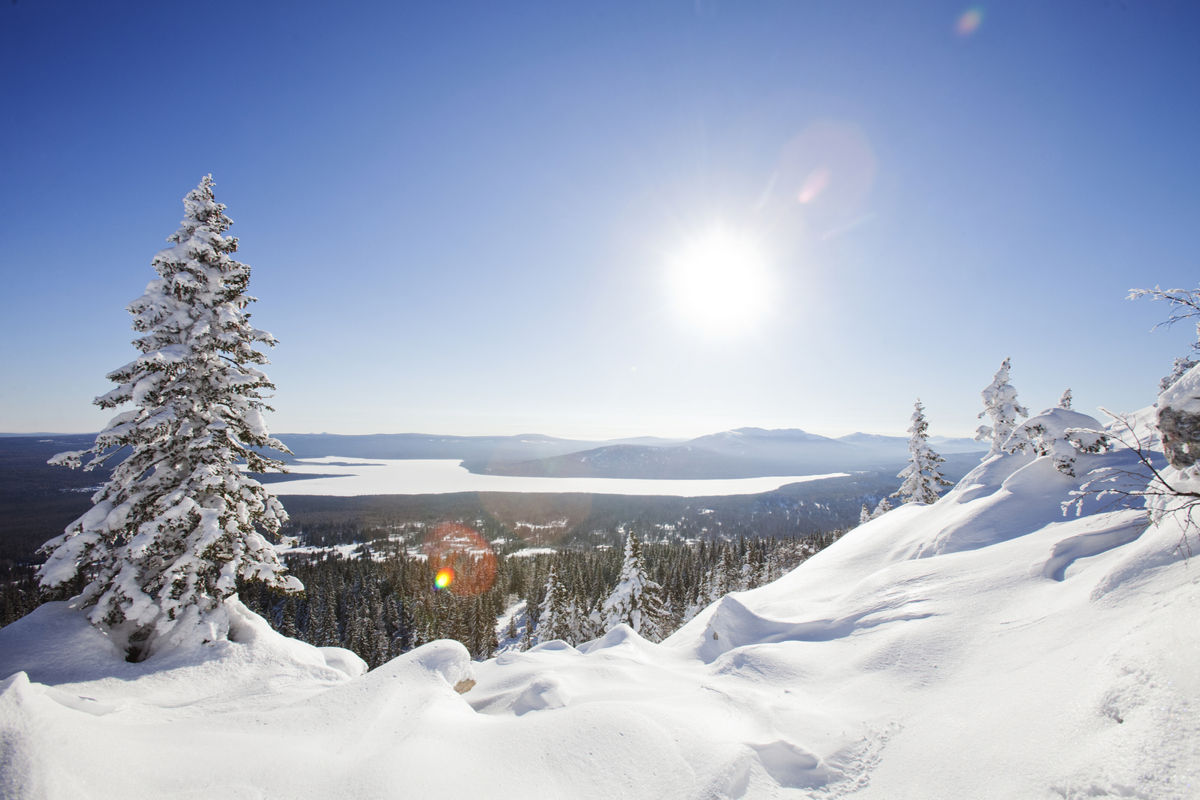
0,429 -> 986,485
463,427 -> 985,480
273,432 -> 681,466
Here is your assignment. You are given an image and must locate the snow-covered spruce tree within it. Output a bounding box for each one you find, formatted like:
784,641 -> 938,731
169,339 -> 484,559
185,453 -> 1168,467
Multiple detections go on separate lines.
601,532 -> 669,641
536,565 -> 574,644
1058,389 -> 1073,410
975,357 -> 1030,457
39,175 -> 301,661
870,496 -> 893,519
892,399 -> 951,505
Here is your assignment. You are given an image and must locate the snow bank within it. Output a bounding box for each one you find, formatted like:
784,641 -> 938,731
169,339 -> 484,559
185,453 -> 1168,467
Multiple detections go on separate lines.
3,447 -> 1198,798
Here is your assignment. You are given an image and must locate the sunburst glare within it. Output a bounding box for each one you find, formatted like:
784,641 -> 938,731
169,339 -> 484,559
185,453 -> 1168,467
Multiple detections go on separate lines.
665,226 -> 774,338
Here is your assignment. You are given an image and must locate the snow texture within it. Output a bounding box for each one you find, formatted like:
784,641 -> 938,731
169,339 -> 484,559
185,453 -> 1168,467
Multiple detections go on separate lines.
3,420 -> 1199,798
1005,406 -> 1110,477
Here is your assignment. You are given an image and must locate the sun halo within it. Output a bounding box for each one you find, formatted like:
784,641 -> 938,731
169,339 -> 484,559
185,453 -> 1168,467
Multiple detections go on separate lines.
665,227 -> 773,338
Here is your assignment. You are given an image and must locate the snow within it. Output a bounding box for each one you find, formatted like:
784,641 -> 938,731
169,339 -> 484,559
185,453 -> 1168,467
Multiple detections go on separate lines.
274,541 -> 365,559
507,547 -> 557,558
4,445 -> 1199,798
266,456 -> 848,497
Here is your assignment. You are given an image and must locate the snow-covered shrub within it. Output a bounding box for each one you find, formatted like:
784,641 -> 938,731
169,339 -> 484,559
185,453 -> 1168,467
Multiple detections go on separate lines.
1004,407 -> 1109,477
1157,366 -> 1200,470
39,176 -> 299,661
1126,284 -> 1200,535
1159,356 -> 1198,393
1146,362 -> 1200,533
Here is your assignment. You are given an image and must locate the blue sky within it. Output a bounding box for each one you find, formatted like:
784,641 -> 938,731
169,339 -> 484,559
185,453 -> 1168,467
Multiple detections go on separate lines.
2,1 -> 1198,439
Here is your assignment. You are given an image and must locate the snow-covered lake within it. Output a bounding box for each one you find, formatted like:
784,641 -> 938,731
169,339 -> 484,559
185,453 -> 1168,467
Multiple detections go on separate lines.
265,457 -> 847,497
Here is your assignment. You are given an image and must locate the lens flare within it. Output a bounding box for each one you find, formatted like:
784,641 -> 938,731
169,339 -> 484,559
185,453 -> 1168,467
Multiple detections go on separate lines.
424,522 -> 497,596
956,7 -> 983,37
774,120 -> 877,237
797,166 -> 832,205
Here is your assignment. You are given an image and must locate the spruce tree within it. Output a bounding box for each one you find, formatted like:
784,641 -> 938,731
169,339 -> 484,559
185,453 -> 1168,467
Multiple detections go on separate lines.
601,532 -> 669,641
536,565 -> 573,644
280,598 -> 300,638
892,399 -> 951,505
975,357 -> 1030,457
870,497 -> 894,519
38,176 -> 300,661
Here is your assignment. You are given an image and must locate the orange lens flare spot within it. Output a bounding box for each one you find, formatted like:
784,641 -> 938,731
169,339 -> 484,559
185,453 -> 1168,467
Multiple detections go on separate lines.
424,522 -> 498,596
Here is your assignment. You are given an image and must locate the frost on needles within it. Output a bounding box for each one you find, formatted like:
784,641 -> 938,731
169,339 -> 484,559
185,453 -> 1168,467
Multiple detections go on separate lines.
39,175 -> 300,662
975,357 -> 1029,458
600,532 -> 670,641
892,399 -> 951,505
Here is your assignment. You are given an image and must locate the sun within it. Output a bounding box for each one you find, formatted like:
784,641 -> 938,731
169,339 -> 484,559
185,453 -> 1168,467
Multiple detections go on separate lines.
666,226 -> 773,337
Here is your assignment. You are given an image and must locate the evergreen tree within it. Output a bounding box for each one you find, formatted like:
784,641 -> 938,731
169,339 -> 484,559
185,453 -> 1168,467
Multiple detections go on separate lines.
601,532 -> 669,641
870,497 -> 893,519
309,589 -> 339,647
521,607 -> 537,651
280,598 -> 299,638
1058,388 -> 1073,410
859,504 -> 872,525
536,565 -> 574,644
892,399 -> 951,505
39,176 -> 299,661
719,546 -> 743,595
975,357 -> 1030,457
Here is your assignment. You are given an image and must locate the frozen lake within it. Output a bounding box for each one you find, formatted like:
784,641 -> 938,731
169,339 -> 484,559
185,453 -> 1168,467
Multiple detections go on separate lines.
266,457 -> 847,498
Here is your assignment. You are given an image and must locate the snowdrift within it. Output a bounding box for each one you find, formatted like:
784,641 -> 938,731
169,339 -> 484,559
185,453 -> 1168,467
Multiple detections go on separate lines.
3,446 -> 1198,799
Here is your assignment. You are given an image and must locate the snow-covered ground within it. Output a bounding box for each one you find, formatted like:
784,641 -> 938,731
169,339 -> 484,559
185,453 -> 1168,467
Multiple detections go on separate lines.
3,446 -> 1198,798
265,456 -> 847,497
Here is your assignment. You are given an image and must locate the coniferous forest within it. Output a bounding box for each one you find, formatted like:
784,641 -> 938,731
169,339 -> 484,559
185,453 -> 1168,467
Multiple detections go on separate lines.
236,530 -> 843,669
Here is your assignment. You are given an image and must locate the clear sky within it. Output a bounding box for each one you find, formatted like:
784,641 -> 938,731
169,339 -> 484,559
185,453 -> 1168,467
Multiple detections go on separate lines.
2,1 -> 1198,440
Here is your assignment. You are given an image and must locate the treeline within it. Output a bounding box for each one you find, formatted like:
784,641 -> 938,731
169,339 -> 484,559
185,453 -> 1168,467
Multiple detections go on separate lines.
1,528 -> 846,663
0,575 -> 39,628
239,530 -> 844,669
272,471 -> 906,550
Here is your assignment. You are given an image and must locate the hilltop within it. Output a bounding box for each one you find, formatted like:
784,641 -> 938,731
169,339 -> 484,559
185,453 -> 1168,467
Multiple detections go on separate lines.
1,410 -> 1196,798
